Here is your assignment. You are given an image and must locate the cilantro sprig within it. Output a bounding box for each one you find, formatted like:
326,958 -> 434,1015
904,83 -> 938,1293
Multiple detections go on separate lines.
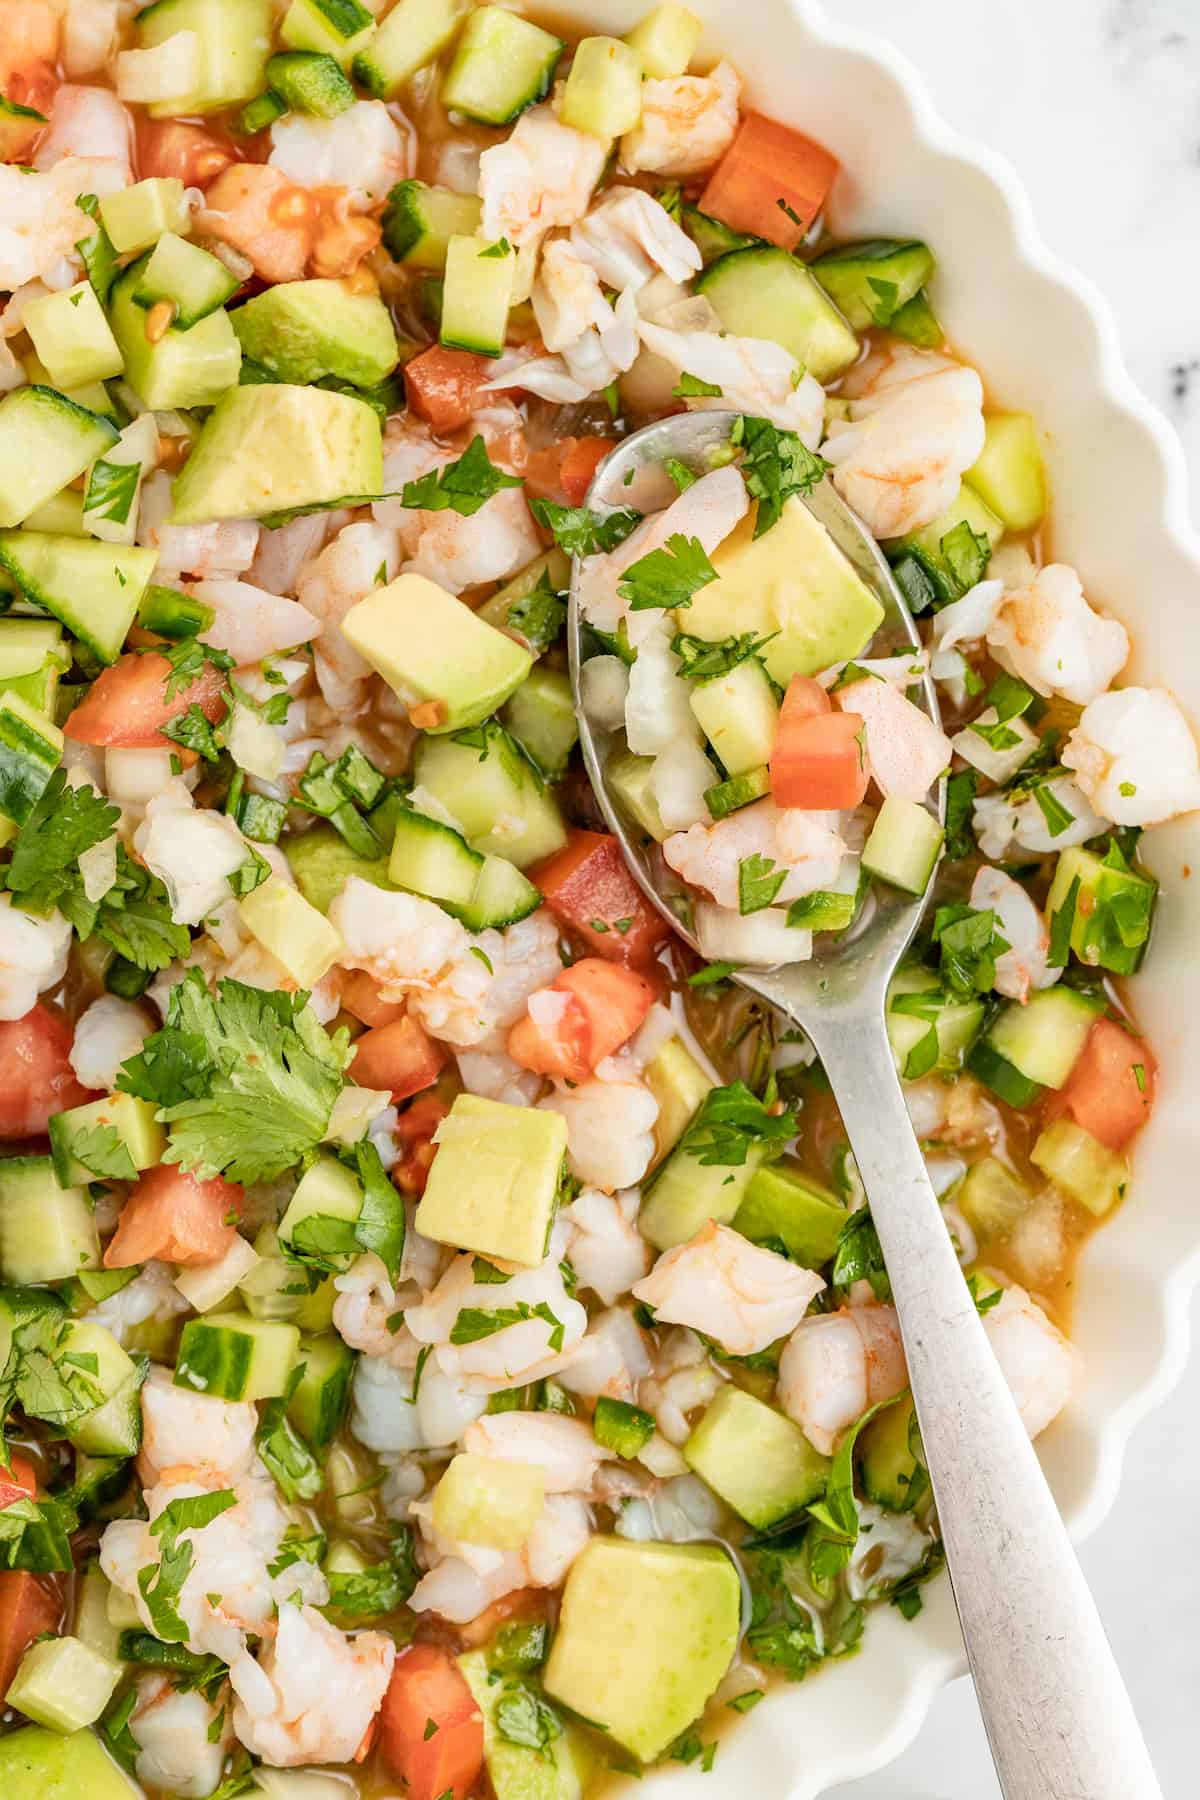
528,498 -> 642,556
402,435 -> 523,517
616,533 -> 717,612
670,1081 -> 796,1169
732,415 -> 830,538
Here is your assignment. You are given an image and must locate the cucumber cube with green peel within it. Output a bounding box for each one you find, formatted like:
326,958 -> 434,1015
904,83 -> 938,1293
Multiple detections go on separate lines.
983,985 -> 1102,1089
459,1649 -> 589,1800
266,49 -> 356,116
175,1312 -> 301,1401
859,1393 -> 924,1510
862,795 -> 944,896
382,181 -> 483,270
0,691 -> 62,826
23,284 -> 124,389
281,0 -> 376,67
173,1235 -> 261,1315
440,7 -> 563,125
5,1636 -> 122,1734
642,1035 -> 713,1164
48,1092 -> 164,1187
957,1156 -> 1033,1238
413,724 -> 566,868
604,747 -> 667,842
685,1386 -> 830,1528
810,238 -> 936,332
109,263 -> 242,413
440,234 -> 516,358
0,386 -> 118,528
592,1397 -> 655,1460
352,0 -> 468,99
415,1093 -> 568,1268
697,246 -> 860,383
733,1161 -> 847,1265
98,178 -> 189,255
433,1452 -> 545,1549
287,1331 -> 355,1452
132,233 -> 240,330
0,620 -> 65,683
230,280 -> 400,387
688,656 -> 780,776
500,665 -> 579,781
1044,844 -> 1157,976
0,533 -> 157,666
136,0 -> 274,115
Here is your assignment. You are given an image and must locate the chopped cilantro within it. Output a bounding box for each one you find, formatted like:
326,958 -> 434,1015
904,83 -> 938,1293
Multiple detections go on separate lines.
528,497 -> 641,556
617,533 -> 716,612
673,1081 -> 795,1168
1033,782 -> 1075,838
831,1206 -> 890,1301
507,570 -> 566,653
450,1303 -> 564,1353
83,459 -> 141,525
496,1684 -> 563,1754
401,435 -> 523,517
731,414 -> 830,539
737,851 -> 785,914
672,629 -> 777,683
673,371 -> 723,398
932,903 -> 1010,997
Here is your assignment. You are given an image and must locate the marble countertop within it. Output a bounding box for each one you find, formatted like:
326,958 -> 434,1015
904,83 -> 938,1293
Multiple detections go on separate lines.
824,2 -> 1199,1794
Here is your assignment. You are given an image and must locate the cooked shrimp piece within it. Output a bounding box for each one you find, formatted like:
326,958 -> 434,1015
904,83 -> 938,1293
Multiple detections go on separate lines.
130,1676 -> 232,1800
540,1066 -> 660,1192
969,866 -> 1060,1002
407,482 -> 542,596
478,105 -> 606,249
68,994 -> 152,1091
931,578 -> 1004,655
198,163 -> 313,285
532,242 -> 641,393
570,185 -> 702,290
232,1601 -> 395,1767
331,878 -> 473,999
0,156 -> 123,289
90,1262 -> 190,1350
189,578 -> 321,667
835,676 -> 952,802
138,1367 -> 257,1483
405,1251 -> 588,1391
778,1304 -> 907,1454
620,61 -> 741,178
638,320 -> 825,442
332,1256 -> 416,1365
664,798 -> 847,912
134,789 -> 251,927
638,1332 -> 722,1445
296,521 -> 400,713
61,1 -> 120,79
139,476 -> 261,582
558,1307 -> 653,1405
249,513 -> 329,598
33,84 -> 132,181
463,1412 -> 609,1494
985,564 -> 1129,704
982,1285 -> 1082,1438
634,1222 -> 826,1357
456,1036 -> 544,1109
1061,686 -> 1200,826
972,774 -> 1109,861
0,1 -> 58,73
269,100 -> 412,205
0,898 -> 71,1021
823,345 -> 986,540
350,1352 -> 486,1454
409,1494 -> 591,1622
562,1187 -> 651,1306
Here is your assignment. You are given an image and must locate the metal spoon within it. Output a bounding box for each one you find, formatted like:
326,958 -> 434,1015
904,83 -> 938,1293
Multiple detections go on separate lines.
568,411 -> 1161,1800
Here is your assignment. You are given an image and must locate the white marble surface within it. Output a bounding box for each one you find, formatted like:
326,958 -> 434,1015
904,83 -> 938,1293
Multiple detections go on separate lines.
823,2 -> 1200,1794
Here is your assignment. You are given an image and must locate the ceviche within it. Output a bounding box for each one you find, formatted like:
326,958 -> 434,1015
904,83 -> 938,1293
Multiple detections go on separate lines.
0,0 -> 1190,1796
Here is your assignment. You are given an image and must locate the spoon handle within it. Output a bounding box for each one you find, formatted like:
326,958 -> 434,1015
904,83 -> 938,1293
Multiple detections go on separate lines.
809,1009 -> 1161,1800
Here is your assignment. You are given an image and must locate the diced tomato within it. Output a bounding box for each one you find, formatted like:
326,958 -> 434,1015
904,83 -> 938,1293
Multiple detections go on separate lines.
778,674 -> 830,726
350,1015 -> 448,1103
0,1455 -> 37,1513
532,829 -> 669,968
341,971 -> 406,1030
0,1005 -> 93,1140
138,119 -> 236,187
0,63 -> 56,162
508,958 -> 656,1083
379,1644 -> 485,1800
64,650 -> 228,749
104,1165 -> 245,1269
0,1572 -> 61,1699
525,437 -> 617,508
392,1095 -> 449,1198
404,346 -> 493,434
699,111 -> 840,250
1043,1018 -> 1156,1151
770,693 -> 869,810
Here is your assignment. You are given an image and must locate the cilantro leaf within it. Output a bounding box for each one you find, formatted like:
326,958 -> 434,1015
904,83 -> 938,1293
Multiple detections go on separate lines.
138,1489 -> 237,1644
74,193 -> 119,304
86,846 -> 191,972
944,768 -> 977,861
117,1632 -> 227,1700
617,533 -> 717,612
155,638 -> 235,702
805,1397 -> 902,1588
83,459 -> 141,526
672,630 -> 777,683
528,497 -> 642,556
353,1138 -> 406,1282
162,703 -> 223,763
1046,873 -> 1080,970
831,1207 -> 891,1301
931,903 -> 1010,997
496,1685 -> 563,1754
5,773 -> 118,909
256,1399 -> 322,1504
451,1303 -> 565,1353
227,849 -> 271,898
731,415 -> 830,538
738,851 -> 785,915
939,520 -> 991,598
1033,782 -> 1075,838
674,371 -> 723,398
401,435 -> 523,517
507,570 -> 566,653
69,1123 -> 136,1181
671,1081 -> 796,1169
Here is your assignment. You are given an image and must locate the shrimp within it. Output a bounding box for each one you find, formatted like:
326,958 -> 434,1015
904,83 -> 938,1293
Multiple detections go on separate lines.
570,185 -> 702,291
198,163 -> 313,285
249,513 -> 329,599
0,897 -> 71,1021
138,1367 -> 258,1484
232,1600 -> 395,1768
456,1037 -> 545,1108
562,1187 -> 651,1306
350,1352 -> 486,1454
634,1223 -> 824,1358
61,1 -> 120,80
556,1307 -> 653,1403
91,1262 -> 190,1350
664,799 -> 847,912
478,105 -> 607,250
269,100 -> 412,206
969,866 -> 1060,1003
406,481 -> 542,596
332,1254 -> 414,1364
68,994 -> 153,1091
972,774 -> 1109,862
982,1284 -> 1082,1438
0,156 -> 123,290
463,1412 -> 609,1494
0,4 -> 57,158
822,344 -> 986,541
407,1252 -> 588,1392
409,1493 -> 591,1623
638,1332 -> 721,1446
615,1474 -> 724,1545
619,62 -> 741,178
985,564 -> 1129,705
130,1676 -> 232,1800
931,578 -> 1004,655
638,320 -> 825,442
623,617 -> 704,764
540,1065 -> 660,1192
134,789 -> 250,927
778,1304 -> 907,1454
139,473 -> 261,580
835,676 -> 952,802
296,521 -> 400,713
532,241 -> 641,391
1061,686 -> 1200,826
32,84 -> 132,182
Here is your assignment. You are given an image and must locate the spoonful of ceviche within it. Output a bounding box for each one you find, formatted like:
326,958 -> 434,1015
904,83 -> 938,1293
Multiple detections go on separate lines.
568,409 -> 1161,1800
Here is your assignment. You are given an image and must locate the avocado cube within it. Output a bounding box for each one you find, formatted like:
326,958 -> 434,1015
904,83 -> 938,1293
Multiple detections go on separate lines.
544,1538 -> 741,1762
0,1724 -> 140,1796
230,280 -> 400,388
343,573 -> 532,734
5,1636 -> 122,1734
685,497 -> 885,685
23,284 -> 125,389
684,1386 -> 830,1529
415,1094 -> 567,1268
433,1452 -> 545,1549
238,874 -> 345,985
48,1091 -> 166,1188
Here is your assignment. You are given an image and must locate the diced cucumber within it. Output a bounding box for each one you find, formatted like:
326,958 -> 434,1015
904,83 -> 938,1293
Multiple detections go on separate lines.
0,1724 -> 140,1795
0,619 -> 64,682
388,803 -> 483,909
352,0 -> 467,98
0,1151 -> 103,1281
886,964 -> 984,1077
281,0 -> 376,67
643,1036 -> 713,1165
173,1232 -> 260,1313
133,233 -> 241,331
0,388 -> 118,529
175,1310 -> 301,1401
0,533 -> 157,665
382,180 -> 483,270
478,549 -> 570,637
951,707 -> 1039,786
696,248 -> 859,384
858,1393 -> 925,1511
501,665 -> 578,781
23,285 -> 124,390
639,1110 -> 768,1250
75,1563 -> 124,1668
98,178 -> 189,256
414,725 -> 566,869
440,235 -> 515,358
109,262 -> 241,412
967,412 -> 1047,532
0,659 -> 61,718
284,822 -> 396,913
704,764 -> 772,819
560,37 -> 643,138
137,584 -> 215,640
685,1386 -> 829,1527
733,1162 -> 847,1265
982,986 -> 1102,1090
1044,844 -> 1157,976
136,0 -> 273,114
456,853 -> 541,931
6,1636 -> 121,1734
889,290 -> 943,348
681,204 -> 760,266
48,1093 -> 165,1188
625,3 -> 702,77
0,693 -> 62,826
593,1396 -> 655,1459
277,1156 -> 363,1270
239,875 -> 344,987
459,1648 -> 589,1800
441,6 -> 563,125
82,414 -> 159,549
266,49 -> 356,116
965,1040 -> 1044,1109
861,796 -> 944,895
810,239 -> 936,332
239,1223 -> 330,1325
288,1331 -> 355,1452
238,88 -> 288,134
56,1320 -> 142,1455
957,1156 -> 1032,1238
688,657 -> 779,777
605,747 -> 668,843
887,479 -> 1004,566
1030,1118 -> 1128,1216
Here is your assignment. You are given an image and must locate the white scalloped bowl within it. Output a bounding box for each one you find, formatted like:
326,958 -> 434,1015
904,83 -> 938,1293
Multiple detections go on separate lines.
548,0 -> 1200,1792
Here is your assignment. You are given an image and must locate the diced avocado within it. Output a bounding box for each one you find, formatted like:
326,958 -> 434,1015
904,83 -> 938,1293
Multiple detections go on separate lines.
231,280 -> 400,387
98,177 -> 189,255
0,387 -> 118,529
1030,1119 -> 1128,1217
6,1636 -> 121,1734
685,1386 -> 829,1527
967,412 -> 1047,532
342,572 -> 532,732
108,262 -> 241,413
48,1093 -> 164,1189
382,180 -> 483,270
276,1154 -> 363,1268
459,1648 -> 588,1800
0,533 -> 156,666
23,284 -> 124,389
544,1538 -> 740,1762
434,1452 -> 545,1549
643,1035 -> 713,1165
288,1331 -> 355,1452
684,498 -> 885,685
175,1311 -> 301,1401
696,247 -> 859,384
604,747 -> 667,843
859,1392 -> 925,1511
171,384 -> 381,525
688,656 -> 780,776
283,822 -> 396,914
0,1726 -> 139,1797
1044,844 -> 1156,976
625,4 -> 703,78
733,1161 -> 847,1265
0,1158 -> 100,1285
136,0 -> 273,114
501,665 -> 578,780
414,725 -> 567,868
238,874 -> 345,986
560,36 -> 644,138
416,1094 -> 568,1267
